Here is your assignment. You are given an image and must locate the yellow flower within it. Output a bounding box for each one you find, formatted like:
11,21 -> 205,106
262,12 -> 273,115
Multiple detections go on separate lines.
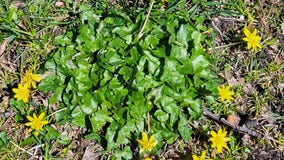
22,69 -> 42,88
217,85 -> 234,102
209,128 -> 231,153
192,151 -> 206,160
143,158 -> 152,160
136,132 -> 156,152
12,83 -> 30,103
242,27 -> 262,51
25,112 -> 49,136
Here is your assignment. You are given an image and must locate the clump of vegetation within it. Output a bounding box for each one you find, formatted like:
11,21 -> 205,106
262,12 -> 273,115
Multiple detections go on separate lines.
0,0 -> 283,159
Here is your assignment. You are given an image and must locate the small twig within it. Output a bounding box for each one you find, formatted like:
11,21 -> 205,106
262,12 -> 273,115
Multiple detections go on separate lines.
137,1 -> 155,40
208,42 -> 243,51
27,144 -> 44,155
10,141 -> 34,155
211,19 -> 227,40
216,16 -> 245,22
203,107 -> 259,137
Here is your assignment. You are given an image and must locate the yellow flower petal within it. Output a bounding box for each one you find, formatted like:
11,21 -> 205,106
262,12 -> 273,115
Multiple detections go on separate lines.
210,131 -> 217,137
142,132 -> 148,142
137,132 -> 156,152
12,83 -> 30,103
192,151 -> 206,160
22,68 -> 42,89
28,128 -> 33,132
25,112 -> 49,136
242,27 -> 262,51
41,120 -> 49,125
31,74 -> 42,82
33,113 -> 37,119
38,112 -> 45,120
218,85 -> 234,102
209,128 -> 231,153
244,28 -> 250,36
242,37 -> 248,41
25,121 -> 33,126
200,151 -> 206,159
192,155 -> 199,160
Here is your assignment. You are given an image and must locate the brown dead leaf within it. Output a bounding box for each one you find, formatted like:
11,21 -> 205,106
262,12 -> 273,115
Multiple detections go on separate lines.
55,1 -> 65,7
11,1 -> 26,9
82,144 -> 104,160
247,21 -> 255,32
242,134 -> 253,146
243,83 -> 257,95
227,113 -> 241,126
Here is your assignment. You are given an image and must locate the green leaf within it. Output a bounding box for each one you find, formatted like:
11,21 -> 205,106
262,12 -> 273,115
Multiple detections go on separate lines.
187,99 -> 203,120
152,46 -> 166,58
54,32 -> 73,46
85,133 -> 101,143
20,136 -> 35,146
49,85 -> 65,104
82,39 -> 100,53
0,132 -> 8,147
191,31 -> 202,44
171,45 -> 188,60
38,74 -> 56,92
112,26 -> 133,44
72,113 -> 86,127
154,109 -> 169,122
178,114 -> 192,141
161,58 -> 185,87
144,50 -> 160,75
176,24 -> 188,47
119,66 -> 133,81
79,4 -> 100,26
109,37 -> 127,49
57,133 -> 72,145
81,93 -> 97,114
160,129 -> 178,144
90,110 -> 113,131
178,64 -> 194,74
162,96 -> 180,126
190,55 -> 210,73
106,122 -> 119,151
117,125 -> 131,144
45,126 -> 60,140
114,146 -> 132,159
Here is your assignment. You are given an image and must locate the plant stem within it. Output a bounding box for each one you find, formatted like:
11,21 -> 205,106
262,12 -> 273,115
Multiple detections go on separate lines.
137,1 -> 155,40
47,107 -> 67,118
10,141 -> 34,155
147,112 -> 151,133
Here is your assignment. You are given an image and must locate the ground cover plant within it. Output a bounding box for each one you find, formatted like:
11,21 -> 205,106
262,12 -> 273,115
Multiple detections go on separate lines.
0,0 -> 283,159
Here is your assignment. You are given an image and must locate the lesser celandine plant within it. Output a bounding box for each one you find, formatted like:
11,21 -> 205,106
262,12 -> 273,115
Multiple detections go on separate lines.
12,83 -> 30,103
217,85 -> 234,102
209,128 -> 231,154
22,68 -> 42,89
12,68 -> 42,103
242,27 -> 262,51
137,132 -> 157,153
38,0 -> 218,158
25,112 -> 49,136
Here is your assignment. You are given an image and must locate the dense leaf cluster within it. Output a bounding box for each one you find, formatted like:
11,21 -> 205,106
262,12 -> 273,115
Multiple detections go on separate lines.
39,1 -> 218,158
